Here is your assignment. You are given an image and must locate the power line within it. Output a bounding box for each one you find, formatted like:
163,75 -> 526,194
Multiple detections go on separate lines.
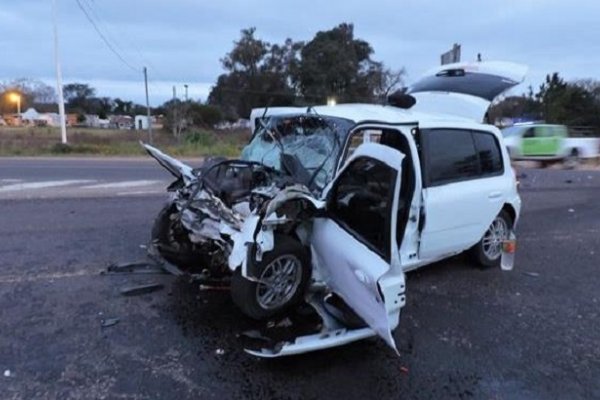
76,0 -> 183,105
80,0 -> 136,62
74,0 -> 140,74
80,0 -> 171,83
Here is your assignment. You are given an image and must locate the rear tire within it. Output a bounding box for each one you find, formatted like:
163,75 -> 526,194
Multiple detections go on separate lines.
231,235 -> 310,320
470,210 -> 513,268
564,149 -> 580,169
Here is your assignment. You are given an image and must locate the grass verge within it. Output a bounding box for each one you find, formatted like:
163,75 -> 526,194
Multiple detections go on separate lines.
0,127 -> 248,158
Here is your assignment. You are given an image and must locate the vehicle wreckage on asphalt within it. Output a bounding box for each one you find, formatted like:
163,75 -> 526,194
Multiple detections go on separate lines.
144,61 -> 525,357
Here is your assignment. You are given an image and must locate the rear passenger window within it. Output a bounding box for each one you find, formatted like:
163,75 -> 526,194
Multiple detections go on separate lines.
424,129 -> 479,185
472,132 -> 503,175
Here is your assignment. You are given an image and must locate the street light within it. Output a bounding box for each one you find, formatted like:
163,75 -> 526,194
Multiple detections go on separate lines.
8,92 -> 21,116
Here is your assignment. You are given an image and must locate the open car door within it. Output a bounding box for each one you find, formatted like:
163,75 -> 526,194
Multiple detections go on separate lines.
408,61 -> 528,122
311,143 -> 406,350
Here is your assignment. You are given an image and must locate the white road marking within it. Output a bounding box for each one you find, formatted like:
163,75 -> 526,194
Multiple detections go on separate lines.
82,180 -> 162,189
0,269 -> 97,283
0,180 -> 95,192
0,179 -> 23,183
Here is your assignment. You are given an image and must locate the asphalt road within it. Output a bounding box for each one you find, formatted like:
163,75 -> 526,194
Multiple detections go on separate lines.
0,159 -> 599,399
0,157 -> 207,199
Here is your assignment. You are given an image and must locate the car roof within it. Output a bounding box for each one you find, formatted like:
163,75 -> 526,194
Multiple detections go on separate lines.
506,123 -> 566,131
255,103 -> 475,126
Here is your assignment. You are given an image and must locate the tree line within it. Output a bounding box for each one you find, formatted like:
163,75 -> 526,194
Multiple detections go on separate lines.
489,73 -> 600,129
207,23 -> 405,120
0,80 -> 150,120
2,22 -> 599,133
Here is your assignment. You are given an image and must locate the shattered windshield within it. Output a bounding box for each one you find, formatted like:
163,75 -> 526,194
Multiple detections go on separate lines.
241,114 -> 353,190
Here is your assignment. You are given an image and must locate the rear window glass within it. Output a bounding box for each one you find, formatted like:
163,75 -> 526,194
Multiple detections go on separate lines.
501,126 -> 521,137
409,72 -> 517,101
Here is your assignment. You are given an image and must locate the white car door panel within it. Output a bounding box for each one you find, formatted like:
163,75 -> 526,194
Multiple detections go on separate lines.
420,177 -> 505,259
311,143 -> 406,350
418,128 -> 508,260
312,219 -> 397,348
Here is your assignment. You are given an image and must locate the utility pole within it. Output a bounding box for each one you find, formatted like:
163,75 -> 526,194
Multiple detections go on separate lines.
184,84 -> 188,101
52,0 -> 68,144
143,67 -> 152,144
172,85 -> 177,137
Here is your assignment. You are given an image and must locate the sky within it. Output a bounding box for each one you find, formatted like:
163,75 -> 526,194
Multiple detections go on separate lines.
1,0 -> 599,107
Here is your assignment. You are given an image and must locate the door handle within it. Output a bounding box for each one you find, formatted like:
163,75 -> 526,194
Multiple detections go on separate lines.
488,192 -> 502,199
353,269 -> 371,284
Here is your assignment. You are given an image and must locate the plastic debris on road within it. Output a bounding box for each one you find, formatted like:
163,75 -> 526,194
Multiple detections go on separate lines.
120,283 -> 164,296
101,317 -> 120,328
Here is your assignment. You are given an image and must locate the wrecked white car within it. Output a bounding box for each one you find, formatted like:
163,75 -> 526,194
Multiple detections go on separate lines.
144,61 -> 524,357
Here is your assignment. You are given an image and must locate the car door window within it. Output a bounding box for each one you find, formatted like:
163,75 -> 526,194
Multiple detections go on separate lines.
423,129 -> 479,186
472,131 -> 504,175
523,128 -> 535,138
535,126 -> 547,137
328,157 -> 395,261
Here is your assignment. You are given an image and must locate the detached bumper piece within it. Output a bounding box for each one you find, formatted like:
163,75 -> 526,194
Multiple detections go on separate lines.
243,288 -> 374,358
245,327 -> 375,358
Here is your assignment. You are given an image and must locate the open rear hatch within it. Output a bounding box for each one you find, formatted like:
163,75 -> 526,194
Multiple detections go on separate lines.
407,61 -> 528,122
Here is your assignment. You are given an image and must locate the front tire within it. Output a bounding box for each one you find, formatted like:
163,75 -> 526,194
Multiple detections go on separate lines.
231,235 -> 310,320
151,203 -> 204,270
470,210 -> 513,268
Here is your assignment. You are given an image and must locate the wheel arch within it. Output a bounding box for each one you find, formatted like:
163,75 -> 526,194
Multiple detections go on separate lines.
501,203 -> 517,227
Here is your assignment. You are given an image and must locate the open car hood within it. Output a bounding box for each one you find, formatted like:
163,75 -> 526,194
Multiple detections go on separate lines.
407,61 -> 528,122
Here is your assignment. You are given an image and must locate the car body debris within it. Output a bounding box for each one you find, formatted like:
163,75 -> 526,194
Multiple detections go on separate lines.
120,283 -> 164,296
198,284 -> 230,291
240,330 -> 270,342
104,261 -> 167,275
140,60 -> 526,357
100,317 -> 120,328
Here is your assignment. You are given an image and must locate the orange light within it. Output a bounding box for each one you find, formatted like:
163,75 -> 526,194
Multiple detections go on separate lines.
8,92 -> 21,103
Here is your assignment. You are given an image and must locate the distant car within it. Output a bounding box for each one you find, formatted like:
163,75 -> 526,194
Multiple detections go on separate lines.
502,123 -> 600,167
145,61 -> 524,357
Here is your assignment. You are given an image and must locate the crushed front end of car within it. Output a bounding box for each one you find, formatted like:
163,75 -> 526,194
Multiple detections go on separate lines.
145,114 -> 349,287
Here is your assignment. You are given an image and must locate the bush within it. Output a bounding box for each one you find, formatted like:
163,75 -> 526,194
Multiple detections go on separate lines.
184,131 -> 216,147
51,143 -> 73,154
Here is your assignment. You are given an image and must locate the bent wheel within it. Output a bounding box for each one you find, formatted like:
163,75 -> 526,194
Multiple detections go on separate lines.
151,203 -> 204,270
